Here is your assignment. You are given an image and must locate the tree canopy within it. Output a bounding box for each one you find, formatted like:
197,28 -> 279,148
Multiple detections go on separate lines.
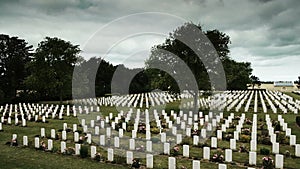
0,34 -> 33,102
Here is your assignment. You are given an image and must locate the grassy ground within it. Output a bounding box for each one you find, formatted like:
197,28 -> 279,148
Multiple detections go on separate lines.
0,92 -> 300,168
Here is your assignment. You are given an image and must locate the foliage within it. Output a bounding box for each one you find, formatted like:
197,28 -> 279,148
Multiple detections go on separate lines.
25,37 -> 81,102
0,34 -> 33,103
260,148 -> 270,155
296,116 -> 300,126
79,145 -> 89,158
240,135 -> 250,143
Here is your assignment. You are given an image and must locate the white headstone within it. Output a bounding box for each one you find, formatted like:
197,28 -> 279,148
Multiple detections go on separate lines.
23,136 -> 28,146
146,154 -> 153,168
249,151 -> 256,165
272,142 -> 279,154
47,139 -> 53,151
34,137 -> 39,148
129,139 -> 135,150
74,132 -> 79,142
75,144 -> 81,155
61,141 -> 66,153
211,137 -> 217,148
107,148 -> 114,161
164,142 -> 170,155
295,144 -> 300,157
203,147 -> 210,160
100,135 -> 105,146
168,157 -> 176,169
225,149 -> 232,162
193,136 -> 199,145
51,129 -> 55,139
192,160 -> 200,169
230,139 -> 236,150
91,146 -> 97,158
126,151 -> 133,164
41,128 -> 45,138
114,137 -> 120,148
183,145 -> 189,157
250,140 -> 257,152
218,164 -> 227,169
147,141 -> 152,152
161,133 -> 166,142
275,154 -> 284,169
62,131 -> 67,141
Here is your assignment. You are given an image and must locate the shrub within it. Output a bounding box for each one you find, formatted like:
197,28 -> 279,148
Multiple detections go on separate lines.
150,127 -> 160,134
260,148 -> 270,155
240,135 -> 250,143
80,145 -> 89,158
296,116 -> 300,126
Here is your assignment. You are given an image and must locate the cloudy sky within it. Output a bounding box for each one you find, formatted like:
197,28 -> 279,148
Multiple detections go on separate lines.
1,0 -> 299,81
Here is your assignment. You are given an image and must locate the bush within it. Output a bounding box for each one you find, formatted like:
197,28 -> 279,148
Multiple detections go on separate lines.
296,116 -> 300,126
80,145 -> 89,158
260,148 -> 270,155
150,127 -> 160,134
240,135 -> 250,143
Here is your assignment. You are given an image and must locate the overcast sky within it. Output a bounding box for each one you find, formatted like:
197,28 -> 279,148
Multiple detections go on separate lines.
1,0 -> 299,81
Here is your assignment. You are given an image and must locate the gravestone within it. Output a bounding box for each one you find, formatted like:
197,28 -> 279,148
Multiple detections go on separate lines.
192,160 -> 200,169
183,145 -> 189,157
164,142 -> 170,155
230,139 -> 236,150
74,132 -> 79,142
168,157 -> 176,169
225,149 -> 232,162
41,128 -> 45,138
47,139 -> 53,151
126,151 -> 133,164
249,151 -> 256,165
107,148 -> 114,161
100,135 -> 105,146
23,136 -> 28,146
62,131 -> 67,141
203,147 -> 210,160
272,142 -> 279,154
35,137 -> 39,148
219,164 -> 227,169
114,137 -> 120,148
275,154 -> 284,169
146,154 -> 153,168
75,144 -> 81,155
91,146 -> 97,158
129,139 -> 135,150
61,141 -> 66,153
147,141 -> 152,152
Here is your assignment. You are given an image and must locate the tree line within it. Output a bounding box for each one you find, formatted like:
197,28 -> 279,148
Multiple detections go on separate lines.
0,22 -> 256,104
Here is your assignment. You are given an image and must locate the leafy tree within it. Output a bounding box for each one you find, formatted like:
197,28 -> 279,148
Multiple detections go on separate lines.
224,59 -> 252,90
25,37 -> 81,102
145,22 -> 232,112
0,34 -> 33,102
250,75 -> 261,89
296,76 -> 300,89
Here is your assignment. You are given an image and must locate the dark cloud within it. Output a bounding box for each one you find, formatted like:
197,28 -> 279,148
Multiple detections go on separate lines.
0,0 -> 299,81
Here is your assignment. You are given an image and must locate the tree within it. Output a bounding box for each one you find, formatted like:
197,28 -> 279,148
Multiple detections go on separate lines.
145,22 -> 231,112
250,75 -> 261,89
296,76 -> 300,89
25,37 -> 81,102
223,59 -> 252,90
0,34 -> 33,102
